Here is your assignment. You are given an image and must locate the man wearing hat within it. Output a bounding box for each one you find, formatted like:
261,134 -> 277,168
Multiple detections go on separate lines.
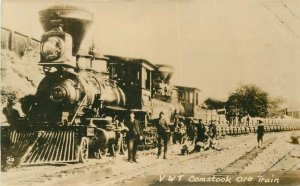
154,111 -> 170,159
3,98 -> 20,126
257,120 -> 265,148
114,116 -> 128,155
124,111 -> 143,163
209,120 -> 217,140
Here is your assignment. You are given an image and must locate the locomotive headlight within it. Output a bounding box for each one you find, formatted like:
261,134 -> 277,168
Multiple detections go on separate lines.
41,37 -> 64,60
50,86 -> 67,102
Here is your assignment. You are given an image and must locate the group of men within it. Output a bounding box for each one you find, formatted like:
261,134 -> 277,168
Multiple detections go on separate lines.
174,118 -> 217,141
120,110 -> 220,163
118,111 -> 169,163
121,112 -> 265,162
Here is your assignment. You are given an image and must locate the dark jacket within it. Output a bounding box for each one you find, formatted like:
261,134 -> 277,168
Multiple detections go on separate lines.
209,123 -> 217,136
125,119 -> 143,139
154,118 -> 170,136
196,123 -> 207,141
257,124 -> 264,136
3,107 -> 20,126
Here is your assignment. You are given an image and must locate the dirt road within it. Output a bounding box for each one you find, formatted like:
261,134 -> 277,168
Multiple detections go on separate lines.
2,131 -> 300,186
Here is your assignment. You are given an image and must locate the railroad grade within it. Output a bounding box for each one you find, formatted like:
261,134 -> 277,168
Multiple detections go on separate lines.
119,131 -> 299,186
102,133 -> 292,186
1,135 -> 219,186
261,146 -> 300,180
2,158 -> 114,186
214,137 -> 277,176
208,132 -> 300,184
2,131 -> 299,186
2,146 -> 170,186
76,147 -> 219,186
4,134 -> 240,186
48,132 -> 268,186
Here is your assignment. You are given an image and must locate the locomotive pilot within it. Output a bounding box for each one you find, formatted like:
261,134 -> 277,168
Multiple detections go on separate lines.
124,111 -> 143,163
154,111 -> 170,159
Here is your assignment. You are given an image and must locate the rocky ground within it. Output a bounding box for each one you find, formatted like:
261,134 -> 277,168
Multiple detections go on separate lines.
2,131 -> 299,186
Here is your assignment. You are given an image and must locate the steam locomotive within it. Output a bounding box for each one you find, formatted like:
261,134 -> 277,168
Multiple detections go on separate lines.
1,5 -> 204,167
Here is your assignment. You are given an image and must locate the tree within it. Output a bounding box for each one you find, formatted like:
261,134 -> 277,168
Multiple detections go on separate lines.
268,96 -> 287,118
225,84 -> 269,121
204,98 -> 226,110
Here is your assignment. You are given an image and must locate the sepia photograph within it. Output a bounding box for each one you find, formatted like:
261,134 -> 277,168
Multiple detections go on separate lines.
1,0 -> 300,185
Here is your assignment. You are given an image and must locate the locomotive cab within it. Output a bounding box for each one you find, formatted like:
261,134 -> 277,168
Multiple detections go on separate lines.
105,55 -> 185,127
105,55 -> 156,124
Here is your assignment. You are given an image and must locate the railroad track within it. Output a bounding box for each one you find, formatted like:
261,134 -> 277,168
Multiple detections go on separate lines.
263,146 -> 300,175
214,137 -> 277,176
2,146 -> 160,186
89,149 -> 219,186
2,146 -> 183,186
1,132 -> 257,186
3,132 -> 297,186
82,133 -> 261,186
2,158 -> 114,186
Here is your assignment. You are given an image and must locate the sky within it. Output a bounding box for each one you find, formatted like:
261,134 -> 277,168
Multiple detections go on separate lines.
1,0 -> 300,110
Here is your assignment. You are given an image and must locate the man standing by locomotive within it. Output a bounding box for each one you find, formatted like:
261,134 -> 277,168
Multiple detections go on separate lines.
3,98 -> 20,126
114,117 -> 128,156
155,111 -> 170,159
125,111 -> 143,163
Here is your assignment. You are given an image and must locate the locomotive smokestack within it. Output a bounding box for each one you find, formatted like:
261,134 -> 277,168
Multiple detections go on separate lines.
39,5 -> 94,55
156,64 -> 174,84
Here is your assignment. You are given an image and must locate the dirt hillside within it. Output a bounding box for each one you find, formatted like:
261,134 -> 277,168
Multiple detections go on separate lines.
1,49 -> 44,122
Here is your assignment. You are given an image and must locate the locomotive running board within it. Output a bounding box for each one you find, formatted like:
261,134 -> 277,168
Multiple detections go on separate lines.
5,127 -> 81,165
